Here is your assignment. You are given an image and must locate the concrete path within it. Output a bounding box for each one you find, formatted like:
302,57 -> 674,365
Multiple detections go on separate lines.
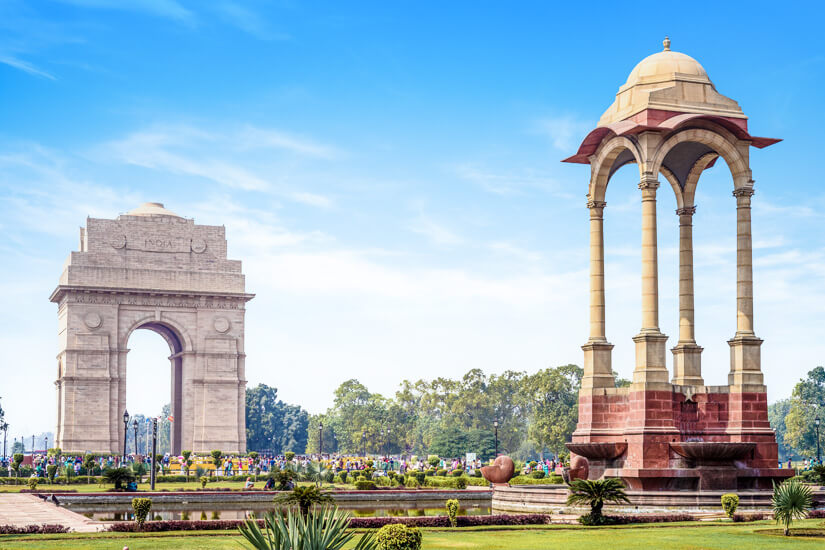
0,493 -> 104,532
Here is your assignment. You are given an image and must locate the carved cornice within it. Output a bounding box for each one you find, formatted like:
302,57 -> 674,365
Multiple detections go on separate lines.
52,287 -> 251,310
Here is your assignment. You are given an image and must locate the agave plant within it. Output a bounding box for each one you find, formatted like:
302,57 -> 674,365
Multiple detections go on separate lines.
773,478 -> 812,536
566,478 -> 630,522
276,486 -> 334,518
239,506 -> 376,550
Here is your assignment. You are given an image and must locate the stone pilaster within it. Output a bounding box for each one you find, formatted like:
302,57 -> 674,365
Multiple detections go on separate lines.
671,206 -> 704,385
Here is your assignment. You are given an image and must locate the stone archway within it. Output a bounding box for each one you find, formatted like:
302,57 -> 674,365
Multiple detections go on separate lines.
51,202 -> 253,454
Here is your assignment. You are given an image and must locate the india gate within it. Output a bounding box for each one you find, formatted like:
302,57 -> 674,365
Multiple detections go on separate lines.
51,202 -> 252,454
562,38 -> 792,492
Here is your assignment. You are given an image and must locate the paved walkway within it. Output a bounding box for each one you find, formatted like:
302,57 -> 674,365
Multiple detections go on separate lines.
0,493 -> 103,532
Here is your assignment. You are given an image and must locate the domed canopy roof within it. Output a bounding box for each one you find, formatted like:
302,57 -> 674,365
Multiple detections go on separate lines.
124,202 -> 181,218
598,38 -> 745,126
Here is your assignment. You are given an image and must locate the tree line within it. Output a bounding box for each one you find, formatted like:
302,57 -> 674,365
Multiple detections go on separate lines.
769,366 -> 825,460
247,365 -> 589,461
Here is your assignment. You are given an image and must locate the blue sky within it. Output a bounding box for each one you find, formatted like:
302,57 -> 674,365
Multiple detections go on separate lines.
1,0 -> 824,439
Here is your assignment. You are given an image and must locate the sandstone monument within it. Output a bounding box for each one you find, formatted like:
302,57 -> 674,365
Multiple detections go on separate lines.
563,38 -> 792,491
51,203 -> 253,454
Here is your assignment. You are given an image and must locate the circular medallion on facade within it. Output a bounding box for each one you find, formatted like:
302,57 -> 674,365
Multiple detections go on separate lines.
84,312 -> 102,329
213,316 -> 230,333
191,238 -> 207,253
111,235 -> 127,249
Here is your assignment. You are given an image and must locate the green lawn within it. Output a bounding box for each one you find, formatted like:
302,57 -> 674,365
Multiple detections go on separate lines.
1,521 -> 824,549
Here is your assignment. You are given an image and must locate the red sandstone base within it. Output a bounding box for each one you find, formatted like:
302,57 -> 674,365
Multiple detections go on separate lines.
568,388 -> 793,491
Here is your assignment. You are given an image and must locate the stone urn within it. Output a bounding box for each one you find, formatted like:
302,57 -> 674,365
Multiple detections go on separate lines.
481,455 -> 515,486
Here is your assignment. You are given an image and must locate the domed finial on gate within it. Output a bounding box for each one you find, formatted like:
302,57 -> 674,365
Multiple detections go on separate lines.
663,36 -> 671,51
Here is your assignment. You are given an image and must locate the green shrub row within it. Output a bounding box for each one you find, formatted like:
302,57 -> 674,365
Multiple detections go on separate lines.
509,474 -> 564,485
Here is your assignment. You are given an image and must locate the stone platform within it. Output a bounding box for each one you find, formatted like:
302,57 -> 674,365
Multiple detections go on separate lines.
0,493 -> 103,532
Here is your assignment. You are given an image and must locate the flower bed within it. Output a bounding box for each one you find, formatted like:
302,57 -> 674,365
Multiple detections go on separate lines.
0,524 -> 70,534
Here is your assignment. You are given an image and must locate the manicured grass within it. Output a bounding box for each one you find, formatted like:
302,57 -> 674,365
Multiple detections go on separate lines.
2,520 -> 824,549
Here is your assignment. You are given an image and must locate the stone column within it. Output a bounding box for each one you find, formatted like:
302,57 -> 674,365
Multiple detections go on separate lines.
671,206 -> 704,386
581,200 -> 614,390
728,186 -> 764,389
631,177 -> 669,390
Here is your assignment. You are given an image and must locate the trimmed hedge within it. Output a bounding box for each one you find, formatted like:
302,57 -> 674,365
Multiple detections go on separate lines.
376,523 -> 422,550
732,512 -> 772,522
107,514 -> 556,532
0,524 -> 70,534
509,474 -> 564,485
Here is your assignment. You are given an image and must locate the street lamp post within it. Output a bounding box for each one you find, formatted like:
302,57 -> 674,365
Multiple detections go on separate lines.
493,420 -> 499,459
318,422 -> 323,457
44,436 -> 48,454
31,435 -> 34,455
816,417 -> 821,464
361,431 -> 366,458
2,423 -> 7,462
133,419 -> 139,458
150,418 -> 158,491
122,410 -> 130,464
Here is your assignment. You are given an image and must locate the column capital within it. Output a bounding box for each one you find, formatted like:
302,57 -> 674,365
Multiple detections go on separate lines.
587,199 -> 607,209
676,206 -> 696,216
732,187 -> 755,198
637,179 -> 660,191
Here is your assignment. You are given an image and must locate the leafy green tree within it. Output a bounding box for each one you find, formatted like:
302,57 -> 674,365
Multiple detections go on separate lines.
246,384 -> 309,454
768,399 -> 797,460
428,425 -> 468,458
784,367 -> 825,456
522,365 -> 582,459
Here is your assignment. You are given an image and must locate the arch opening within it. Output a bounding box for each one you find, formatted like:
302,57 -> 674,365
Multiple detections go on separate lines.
126,323 -> 184,455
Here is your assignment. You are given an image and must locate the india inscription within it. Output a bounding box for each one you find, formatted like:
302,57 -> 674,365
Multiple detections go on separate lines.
51,202 -> 253,454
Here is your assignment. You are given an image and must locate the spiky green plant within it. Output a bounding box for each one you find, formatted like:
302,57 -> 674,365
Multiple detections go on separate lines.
566,478 -> 630,522
276,486 -> 334,518
102,467 -> 136,491
305,461 -> 332,487
772,478 -> 812,536
239,506 -> 377,550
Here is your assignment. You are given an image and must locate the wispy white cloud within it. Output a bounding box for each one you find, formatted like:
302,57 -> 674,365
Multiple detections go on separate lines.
57,0 -> 194,23
408,213 -> 463,246
453,164 -> 572,198
95,124 -> 340,206
0,55 -> 55,80
533,115 -> 593,152
213,2 -> 289,40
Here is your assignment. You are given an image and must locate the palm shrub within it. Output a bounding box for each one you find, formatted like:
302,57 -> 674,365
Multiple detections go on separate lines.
772,478 -> 812,536
721,493 -> 739,519
276,486 -> 334,519
375,523 -> 422,550
305,461 -> 332,487
131,497 -> 152,527
103,467 -> 136,491
445,499 -> 459,527
83,454 -> 96,484
566,478 -> 630,525
211,450 -> 222,470
239,506 -> 377,550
